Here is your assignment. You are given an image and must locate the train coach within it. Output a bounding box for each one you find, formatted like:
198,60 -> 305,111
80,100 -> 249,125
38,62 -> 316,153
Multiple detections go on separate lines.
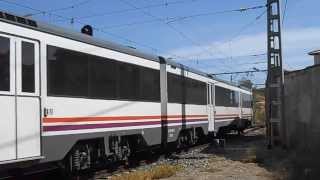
0,11 -> 252,173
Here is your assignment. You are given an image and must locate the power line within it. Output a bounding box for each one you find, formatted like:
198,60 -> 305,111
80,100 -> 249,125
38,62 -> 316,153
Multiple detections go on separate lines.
229,9 -> 267,42
1,0 -> 211,63
282,0 -> 288,26
208,53 -> 267,61
196,9 -> 267,68
24,0 -> 93,17
118,0 -> 233,72
0,0 -> 171,56
167,5 -> 266,23
100,4 -> 266,30
71,0 -> 200,20
211,69 -> 267,75
236,61 -> 266,66
178,9 -> 267,66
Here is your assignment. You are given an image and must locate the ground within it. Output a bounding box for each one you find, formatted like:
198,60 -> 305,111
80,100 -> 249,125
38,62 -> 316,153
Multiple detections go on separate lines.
162,128 -> 287,180
105,128 -> 290,180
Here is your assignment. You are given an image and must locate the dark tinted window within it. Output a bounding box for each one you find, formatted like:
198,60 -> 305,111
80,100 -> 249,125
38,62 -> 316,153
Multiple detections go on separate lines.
89,56 -> 117,99
167,73 -> 206,105
168,73 -> 184,103
140,68 -> 160,101
215,86 -> 239,107
47,46 -> 88,97
241,93 -> 252,108
22,41 -> 35,93
47,45 -> 160,102
4,13 -> 15,21
118,62 -> 140,100
0,36 -> 10,91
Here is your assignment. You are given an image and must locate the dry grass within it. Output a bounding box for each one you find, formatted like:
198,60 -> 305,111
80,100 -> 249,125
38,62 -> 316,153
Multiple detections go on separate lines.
202,167 -> 223,173
240,155 -> 258,163
253,89 -> 266,126
110,164 -> 182,180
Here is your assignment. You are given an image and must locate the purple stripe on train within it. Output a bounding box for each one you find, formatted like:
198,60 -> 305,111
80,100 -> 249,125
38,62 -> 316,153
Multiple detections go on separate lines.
43,119 -> 208,132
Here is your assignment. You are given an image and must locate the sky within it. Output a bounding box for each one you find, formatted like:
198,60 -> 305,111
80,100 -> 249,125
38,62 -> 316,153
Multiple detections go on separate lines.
0,0 -> 319,87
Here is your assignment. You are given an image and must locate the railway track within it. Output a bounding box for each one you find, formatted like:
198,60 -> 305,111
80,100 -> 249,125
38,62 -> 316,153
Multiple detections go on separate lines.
92,142 -> 211,179
92,126 -> 264,179
4,126 -> 263,180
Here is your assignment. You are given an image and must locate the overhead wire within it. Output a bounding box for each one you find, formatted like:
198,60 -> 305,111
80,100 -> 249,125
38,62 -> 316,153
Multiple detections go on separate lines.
118,0 -> 237,72
229,9 -> 267,42
198,9 -> 267,73
0,0 -> 211,62
167,8 -> 267,71
0,0 -> 270,77
0,0 -> 177,57
282,0 -> 288,26
67,0 -> 201,20
166,5 -> 266,23
212,69 -> 267,75
23,0 -> 93,17
99,4 -> 266,30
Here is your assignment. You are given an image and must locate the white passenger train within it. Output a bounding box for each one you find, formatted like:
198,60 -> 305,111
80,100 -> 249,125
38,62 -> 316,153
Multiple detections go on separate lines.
0,11 -> 252,173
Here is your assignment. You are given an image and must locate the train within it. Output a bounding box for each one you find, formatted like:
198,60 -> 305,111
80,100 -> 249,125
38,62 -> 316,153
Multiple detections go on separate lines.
0,11 -> 252,174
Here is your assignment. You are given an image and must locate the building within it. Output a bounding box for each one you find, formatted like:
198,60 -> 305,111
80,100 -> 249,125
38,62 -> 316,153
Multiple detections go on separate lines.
282,50 -> 320,151
308,50 -> 320,65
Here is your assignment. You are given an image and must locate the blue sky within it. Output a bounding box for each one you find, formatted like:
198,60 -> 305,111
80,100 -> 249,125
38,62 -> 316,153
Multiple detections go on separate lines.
1,0 -> 319,87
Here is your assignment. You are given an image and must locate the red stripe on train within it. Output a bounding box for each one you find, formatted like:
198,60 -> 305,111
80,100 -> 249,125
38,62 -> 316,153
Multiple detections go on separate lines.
43,115 -> 208,123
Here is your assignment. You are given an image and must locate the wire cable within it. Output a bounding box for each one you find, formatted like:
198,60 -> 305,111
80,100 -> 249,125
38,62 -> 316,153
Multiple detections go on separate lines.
24,0 -> 93,17
118,0 -> 239,72
167,5 -> 266,23
98,4 -> 266,30
0,0 -> 178,57
73,0 -> 200,20
282,0 -> 288,26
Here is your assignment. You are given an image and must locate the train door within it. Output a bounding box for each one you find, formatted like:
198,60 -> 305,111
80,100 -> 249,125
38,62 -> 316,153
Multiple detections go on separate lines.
0,35 -> 41,162
207,83 -> 215,132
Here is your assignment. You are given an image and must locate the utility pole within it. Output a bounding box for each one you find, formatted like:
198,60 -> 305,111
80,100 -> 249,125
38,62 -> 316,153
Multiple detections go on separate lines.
266,0 -> 285,148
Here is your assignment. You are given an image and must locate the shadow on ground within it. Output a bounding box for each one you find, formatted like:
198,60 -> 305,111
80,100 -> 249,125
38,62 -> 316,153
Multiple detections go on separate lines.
200,128 -> 320,180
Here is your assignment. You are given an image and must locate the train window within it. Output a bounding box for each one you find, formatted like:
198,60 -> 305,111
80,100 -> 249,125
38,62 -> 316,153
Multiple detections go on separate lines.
186,78 -> 206,105
241,93 -> 252,108
168,73 -> 183,103
118,62 -> 140,100
140,68 -> 160,101
89,56 -> 117,99
4,13 -> 15,22
215,86 -> 239,107
21,41 -> 35,93
47,45 -> 160,102
17,17 -> 27,24
47,46 -> 88,97
27,20 -> 37,27
0,36 -> 10,91
167,73 -> 206,105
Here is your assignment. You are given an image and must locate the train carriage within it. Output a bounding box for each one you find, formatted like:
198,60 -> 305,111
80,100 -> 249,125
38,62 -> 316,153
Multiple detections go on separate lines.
0,11 -> 252,173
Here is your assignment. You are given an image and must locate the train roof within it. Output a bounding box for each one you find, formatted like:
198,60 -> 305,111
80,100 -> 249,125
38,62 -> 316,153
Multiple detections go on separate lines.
0,10 -> 251,92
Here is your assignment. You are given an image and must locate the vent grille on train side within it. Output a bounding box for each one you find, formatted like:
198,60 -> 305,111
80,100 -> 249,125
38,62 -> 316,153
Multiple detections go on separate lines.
0,11 -> 37,27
